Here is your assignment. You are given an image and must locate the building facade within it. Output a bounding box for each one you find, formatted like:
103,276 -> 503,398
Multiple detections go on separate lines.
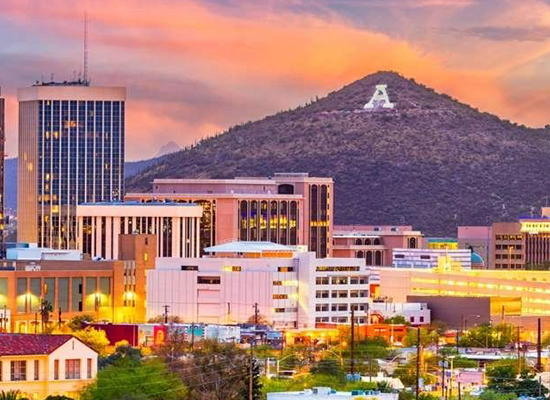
0,334 -> 97,399
392,248 -> 472,269
458,226 -> 492,268
0,234 -> 154,333
146,242 -> 369,329
76,202 -> 202,260
18,83 -> 126,250
0,88 -> 4,256
125,172 -> 334,258
332,225 -> 423,266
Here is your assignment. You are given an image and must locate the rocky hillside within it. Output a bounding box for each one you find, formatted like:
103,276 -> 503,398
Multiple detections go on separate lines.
126,71 -> 550,235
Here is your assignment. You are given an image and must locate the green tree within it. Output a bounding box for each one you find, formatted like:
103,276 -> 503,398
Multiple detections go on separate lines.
40,299 -> 54,331
99,343 -> 142,369
310,358 -> 344,377
459,323 -> 516,348
240,358 -> 262,400
44,396 -> 75,400
403,328 -> 438,347
484,358 -> 547,397
73,327 -> 110,356
67,314 -> 96,331
0,391 -> 25,400
81,358 -> 186,400
478,390 -> 517,400
147,315 -> 183,323
384,315 -> 407,324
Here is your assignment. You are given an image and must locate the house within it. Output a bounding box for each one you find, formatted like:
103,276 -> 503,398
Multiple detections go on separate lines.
267,387 -> 399,400
0,334 -> 98,399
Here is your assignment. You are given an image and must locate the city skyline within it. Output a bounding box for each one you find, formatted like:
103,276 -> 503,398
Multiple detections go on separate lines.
0,0 -> 550,160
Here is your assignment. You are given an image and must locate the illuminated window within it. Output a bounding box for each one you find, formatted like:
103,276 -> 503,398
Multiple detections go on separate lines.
11,361 -> 26,381
278,267 -> 294,272
197,276 -> 220,285
65,359 -> 80,379
273,294 -> 288,300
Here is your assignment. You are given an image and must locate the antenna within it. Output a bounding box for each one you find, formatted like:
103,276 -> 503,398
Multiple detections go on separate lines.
83,11 -> 89,85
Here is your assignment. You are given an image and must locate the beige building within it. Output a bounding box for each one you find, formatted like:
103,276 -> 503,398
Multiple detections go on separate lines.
18,83 -> 126,249
76,202 -> 203,259
0,334 -> 98,399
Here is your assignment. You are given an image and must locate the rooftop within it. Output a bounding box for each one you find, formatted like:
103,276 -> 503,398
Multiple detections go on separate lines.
0,334 -> 75,356
204,241 -> 294,254
80,201 -> 198,207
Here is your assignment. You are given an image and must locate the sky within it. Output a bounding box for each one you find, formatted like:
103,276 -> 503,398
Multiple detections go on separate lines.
1,0 -> 550,161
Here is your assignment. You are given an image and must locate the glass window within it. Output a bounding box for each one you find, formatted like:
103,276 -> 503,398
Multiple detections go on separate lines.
34,360 -> 39,380
71,278 -> 83,312
58,278 -> 69,312
315,277 -> 329,285
87,358 -> 93,379
65,359 -> 81,379
54,360 -> 59,380
197,276 -> 221,285
11,361 -> 26,381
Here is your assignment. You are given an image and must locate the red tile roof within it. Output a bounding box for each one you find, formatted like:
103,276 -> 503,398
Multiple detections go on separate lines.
0,334 -> 74,356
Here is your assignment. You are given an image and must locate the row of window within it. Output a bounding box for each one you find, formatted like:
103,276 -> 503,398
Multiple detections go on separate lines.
315,276 -> 368,285
315,290 -> 368,298
495,235 -> 522,241
315,303 -> 369,312
495,244 -> 522,250
495,254 -> 523,260
0,359 -> 92,382
495,264 -> 525,269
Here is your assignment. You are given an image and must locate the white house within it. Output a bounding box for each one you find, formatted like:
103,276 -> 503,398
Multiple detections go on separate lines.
267,387 -> 399,400
0,333 -> 98,399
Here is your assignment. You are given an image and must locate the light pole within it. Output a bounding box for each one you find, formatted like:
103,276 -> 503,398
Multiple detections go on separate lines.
461,314 -> 481,332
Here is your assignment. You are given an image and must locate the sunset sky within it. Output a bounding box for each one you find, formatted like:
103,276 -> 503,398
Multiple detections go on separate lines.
1,0 -> 550,160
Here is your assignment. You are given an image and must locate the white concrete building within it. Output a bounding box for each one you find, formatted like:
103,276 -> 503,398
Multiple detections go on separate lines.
147,241 -> 371,329
6,244 -> 82,261
369,302 -> 430,325
76,202 -> 203,259
267,387 -> 399,400
392,248 -> 472,269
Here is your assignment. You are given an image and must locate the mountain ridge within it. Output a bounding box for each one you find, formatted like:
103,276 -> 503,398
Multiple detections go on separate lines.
125,70 -> 550,235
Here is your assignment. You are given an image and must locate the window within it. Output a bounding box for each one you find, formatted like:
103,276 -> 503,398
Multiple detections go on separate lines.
350,277 -> 368,285
273,281 -> 282,286
394,254 -> 405,259
420,316 -> 425,323
331,277 -> 348,285
410,316 -> 415,323
65,359 -> 81,379
197,276 -> 220,285
274,308 -> 286,313
420,255 -> 431,260
316,304 -> 329,312
273,294 -> 288,300
181,265 -> 198,271
350,290 -> 359,298
87,358 -> 92,379
11,361 -> 26,381
278,267 -> 294,272
0,360 -> 2,381
316,317 -> 329,323
359,290 -> 368,298
315,277 -> 329,285
34,360 -> 39,380
54,360 -> 59,380
331,304 -> 348,312
316,290 -> 329,298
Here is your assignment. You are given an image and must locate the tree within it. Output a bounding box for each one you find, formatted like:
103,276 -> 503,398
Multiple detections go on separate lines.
147,315 -> 183,324
154,329 -> 188,364
0,391 -> 26,400
240,358 -> 262,400
310,358 -> 344,377
384,315 -> 407,324
81,358 -> 186,400
40,300 -> 53,331
429,320 -> 448,336
484,358 -> 546,397
177,340 -> 249,400
459,323 -> 516,348
73,327 -> 110,356
246,314 -> 269,325
99,343 -> 142,369
45,396 -> 75,400
478,390 -> 517,400
67,314 -> 96,331
403,328 -> 438,347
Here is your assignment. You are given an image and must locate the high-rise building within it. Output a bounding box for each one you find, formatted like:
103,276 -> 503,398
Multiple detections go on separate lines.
17,83 -> 126,249
0,88 -> 4,256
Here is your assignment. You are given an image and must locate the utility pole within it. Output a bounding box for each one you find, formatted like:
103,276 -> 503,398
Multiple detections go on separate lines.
191,322 -> 195,350
536,318 -> 542,372
352,308 -> 358,372
441,359 -> 446,399
517,325 -> 521,375
416,327 -> 421,400
458,382 -> 462,400
58,307 -> 62,330
227,302 -> 231,323
253,302 -> 259,325
250,302 -> 259,400
163,305 -> 170,324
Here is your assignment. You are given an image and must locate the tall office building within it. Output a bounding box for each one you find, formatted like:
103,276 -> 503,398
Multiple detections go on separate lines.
18,82 -> 126,249
0,88 -> 5,255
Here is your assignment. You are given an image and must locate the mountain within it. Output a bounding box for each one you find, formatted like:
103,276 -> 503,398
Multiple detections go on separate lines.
56,72 -> 550,234
154,141 -> 181,158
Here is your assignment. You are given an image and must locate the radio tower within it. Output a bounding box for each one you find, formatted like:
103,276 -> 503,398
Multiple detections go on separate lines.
83,11 -> 89,85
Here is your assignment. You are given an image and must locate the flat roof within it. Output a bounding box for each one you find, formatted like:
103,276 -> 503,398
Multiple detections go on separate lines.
76,202 -> 203,218
204,241 -> 293,253
18,85 -> 126,101
125,193 -> 303,200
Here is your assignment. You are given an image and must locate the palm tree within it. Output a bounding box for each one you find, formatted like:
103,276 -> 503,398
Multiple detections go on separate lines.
40,299 -> 53,332
0,390 -> 22,400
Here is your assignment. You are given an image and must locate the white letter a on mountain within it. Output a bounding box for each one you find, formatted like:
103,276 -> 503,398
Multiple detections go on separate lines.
364,84 -> 395,109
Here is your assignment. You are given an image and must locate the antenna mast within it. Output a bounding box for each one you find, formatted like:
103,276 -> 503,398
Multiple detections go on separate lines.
83,11 -> 89,85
